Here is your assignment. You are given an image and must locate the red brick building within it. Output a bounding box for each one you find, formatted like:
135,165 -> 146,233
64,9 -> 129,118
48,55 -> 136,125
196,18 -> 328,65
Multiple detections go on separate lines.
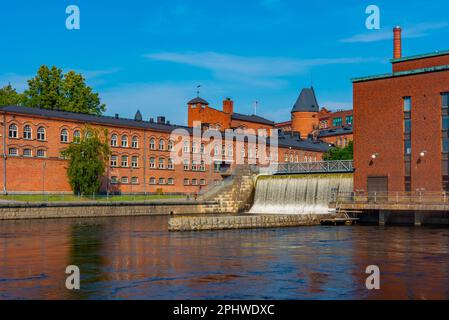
275,88 -> 353,147
0,100 -> 330,194
353,27 -> 449,193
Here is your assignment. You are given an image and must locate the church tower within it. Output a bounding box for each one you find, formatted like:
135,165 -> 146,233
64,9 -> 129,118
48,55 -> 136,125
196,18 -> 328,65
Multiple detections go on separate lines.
290,87 -> 319,138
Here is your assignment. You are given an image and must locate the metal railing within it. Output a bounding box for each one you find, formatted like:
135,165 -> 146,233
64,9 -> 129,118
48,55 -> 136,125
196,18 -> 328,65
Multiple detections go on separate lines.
336,191 -> 449,205
276,160 -> 354,174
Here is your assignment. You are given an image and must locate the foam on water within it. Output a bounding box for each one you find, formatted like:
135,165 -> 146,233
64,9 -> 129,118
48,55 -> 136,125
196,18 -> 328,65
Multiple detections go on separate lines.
249,174 -> 353,215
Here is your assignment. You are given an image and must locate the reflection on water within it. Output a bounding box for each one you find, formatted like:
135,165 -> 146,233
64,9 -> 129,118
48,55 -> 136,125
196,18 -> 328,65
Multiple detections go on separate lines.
1,216 -> 449,300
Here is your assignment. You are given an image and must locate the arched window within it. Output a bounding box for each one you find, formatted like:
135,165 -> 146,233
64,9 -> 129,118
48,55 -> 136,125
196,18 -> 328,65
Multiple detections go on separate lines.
167,158 -> 173,169
149,138 -> 155,150
8,124 -> 18,138
200,160 -> 205,171
149,177 -> 156,185
228,145 -> 233,157
168,139 -> 174,151
74,130 -> 81,143
132,136 -> 138,148
37,127 -> 46,141
183,141 -> 190,153
159,139 -> 165,150
60,129 -> 68,143
158,158 -> 165,169
167,178 -> 174,185
23,125 -> 32,140
131,156 -> 138,168
121,135 -> 128,147
214,144 -> 219,156
149,157 -> 155,168
111,134 -> 118,147
121,155 -> 128,167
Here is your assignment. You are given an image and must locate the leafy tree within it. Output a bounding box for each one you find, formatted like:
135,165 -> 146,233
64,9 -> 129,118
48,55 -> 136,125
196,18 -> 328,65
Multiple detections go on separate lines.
61,127 -> 110,195
0,84 -> 24,106
323,140 -> 353,161
23,65 -> 106,115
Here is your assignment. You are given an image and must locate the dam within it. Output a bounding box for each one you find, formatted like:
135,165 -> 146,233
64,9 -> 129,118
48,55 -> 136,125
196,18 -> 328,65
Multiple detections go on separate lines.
169,172 -> 354,231
249,174 -> 353,215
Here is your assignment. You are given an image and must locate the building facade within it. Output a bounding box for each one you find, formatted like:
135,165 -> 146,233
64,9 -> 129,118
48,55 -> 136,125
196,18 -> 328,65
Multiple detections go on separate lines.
0,102 -> 329,195
275,88 -> 353,147
353,27 -> 449,193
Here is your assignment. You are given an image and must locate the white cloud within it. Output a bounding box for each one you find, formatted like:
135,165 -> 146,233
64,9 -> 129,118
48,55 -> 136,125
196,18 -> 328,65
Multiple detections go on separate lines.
341,22 -> 449,43
144,52 -> 371,87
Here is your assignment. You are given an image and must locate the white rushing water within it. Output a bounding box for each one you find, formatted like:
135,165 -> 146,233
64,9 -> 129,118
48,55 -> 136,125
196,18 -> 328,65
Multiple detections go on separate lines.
249,174 -> 353,215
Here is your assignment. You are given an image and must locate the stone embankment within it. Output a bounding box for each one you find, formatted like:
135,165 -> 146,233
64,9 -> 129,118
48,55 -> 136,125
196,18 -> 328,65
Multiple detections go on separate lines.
168,214 -> 332,232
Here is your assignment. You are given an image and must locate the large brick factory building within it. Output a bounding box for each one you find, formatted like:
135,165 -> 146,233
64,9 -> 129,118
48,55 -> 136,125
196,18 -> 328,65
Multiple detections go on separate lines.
0,95 -> 333,194
353,27 -> 449,194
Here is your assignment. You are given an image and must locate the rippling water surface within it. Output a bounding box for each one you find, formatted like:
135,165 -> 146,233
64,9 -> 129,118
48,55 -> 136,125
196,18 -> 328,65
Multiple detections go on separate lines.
1,216 -> 449,300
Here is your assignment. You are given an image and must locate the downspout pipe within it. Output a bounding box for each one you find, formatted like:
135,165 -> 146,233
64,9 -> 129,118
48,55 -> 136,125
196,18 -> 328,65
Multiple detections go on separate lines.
3,112 -> 7,194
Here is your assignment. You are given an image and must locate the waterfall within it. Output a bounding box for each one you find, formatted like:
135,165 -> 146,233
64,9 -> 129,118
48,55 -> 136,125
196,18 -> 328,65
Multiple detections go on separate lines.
249,174 -> 353,215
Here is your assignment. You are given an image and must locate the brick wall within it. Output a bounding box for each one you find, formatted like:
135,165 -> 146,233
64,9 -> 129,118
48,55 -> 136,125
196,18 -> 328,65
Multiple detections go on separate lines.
392,54 -> 449,73
354,70 -> 449,192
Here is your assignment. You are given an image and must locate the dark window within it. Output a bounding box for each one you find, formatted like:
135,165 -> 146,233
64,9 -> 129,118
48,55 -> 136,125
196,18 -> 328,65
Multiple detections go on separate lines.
404,119 -> 411,134
443,137 -> 449,153
404,97 -> 411,112
345,115 -> 353,125
443,115 -> 449,130
443,93 -> 449,108
404,140 -> 411,155
332,117 -> 342,127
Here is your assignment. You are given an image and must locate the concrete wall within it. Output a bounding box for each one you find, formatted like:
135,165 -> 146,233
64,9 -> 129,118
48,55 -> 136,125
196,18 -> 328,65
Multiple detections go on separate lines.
0,201 -> 218,220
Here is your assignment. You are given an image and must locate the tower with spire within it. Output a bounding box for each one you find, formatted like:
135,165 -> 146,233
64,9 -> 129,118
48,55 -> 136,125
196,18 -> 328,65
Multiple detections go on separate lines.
290,87 -> 319,138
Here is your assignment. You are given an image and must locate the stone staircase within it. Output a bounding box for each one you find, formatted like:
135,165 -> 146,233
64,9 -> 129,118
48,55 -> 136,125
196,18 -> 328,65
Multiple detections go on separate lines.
201,166 -> 256,214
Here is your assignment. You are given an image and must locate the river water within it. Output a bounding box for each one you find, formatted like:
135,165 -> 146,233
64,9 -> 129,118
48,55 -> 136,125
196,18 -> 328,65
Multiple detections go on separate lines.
1,215 -> 449,300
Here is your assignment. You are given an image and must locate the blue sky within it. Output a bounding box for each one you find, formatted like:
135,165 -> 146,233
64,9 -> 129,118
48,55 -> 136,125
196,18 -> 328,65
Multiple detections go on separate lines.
1,0 -> 449,125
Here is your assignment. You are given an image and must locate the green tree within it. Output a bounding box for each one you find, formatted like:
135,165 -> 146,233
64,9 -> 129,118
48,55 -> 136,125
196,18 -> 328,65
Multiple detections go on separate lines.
0,84 -> 24,106
61,127 -> 110,195
24,65 -> 105,115
323,141 -> 354,161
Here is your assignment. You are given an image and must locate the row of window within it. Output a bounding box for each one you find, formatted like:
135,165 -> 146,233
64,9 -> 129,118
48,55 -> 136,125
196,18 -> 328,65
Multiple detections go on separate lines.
320,116 -> 353,129
8,124 -> 49,141
8,147 -> 46,158
283,153 -> 318,163
110,156 -> 209,171
110,176 -> 207,186
335,137 -> 350,148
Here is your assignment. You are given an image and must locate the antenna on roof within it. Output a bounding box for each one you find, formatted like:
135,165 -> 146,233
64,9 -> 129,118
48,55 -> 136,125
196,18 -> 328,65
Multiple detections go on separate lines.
310,71 -> 313,87
196,85 -> 201,97
254,101 -> 258,115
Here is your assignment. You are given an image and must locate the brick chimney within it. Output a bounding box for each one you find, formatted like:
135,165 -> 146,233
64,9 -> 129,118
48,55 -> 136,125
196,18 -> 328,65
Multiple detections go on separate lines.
393,26 -> 402,59
223,98 -> 234,114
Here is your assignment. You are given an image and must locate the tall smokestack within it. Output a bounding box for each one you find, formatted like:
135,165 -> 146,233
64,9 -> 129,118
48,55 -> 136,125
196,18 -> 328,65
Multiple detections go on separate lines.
393,26 -> 402,59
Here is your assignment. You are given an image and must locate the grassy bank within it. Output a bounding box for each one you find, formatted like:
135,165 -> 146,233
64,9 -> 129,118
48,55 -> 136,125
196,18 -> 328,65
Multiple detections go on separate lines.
0,194 -> 186,203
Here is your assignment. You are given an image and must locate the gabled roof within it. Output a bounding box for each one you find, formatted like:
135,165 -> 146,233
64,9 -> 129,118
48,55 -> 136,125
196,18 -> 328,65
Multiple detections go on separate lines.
231,112 -> 275,126
0,105 -> 187,133
188,97 -> 209,105
291,87 -> 319,113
